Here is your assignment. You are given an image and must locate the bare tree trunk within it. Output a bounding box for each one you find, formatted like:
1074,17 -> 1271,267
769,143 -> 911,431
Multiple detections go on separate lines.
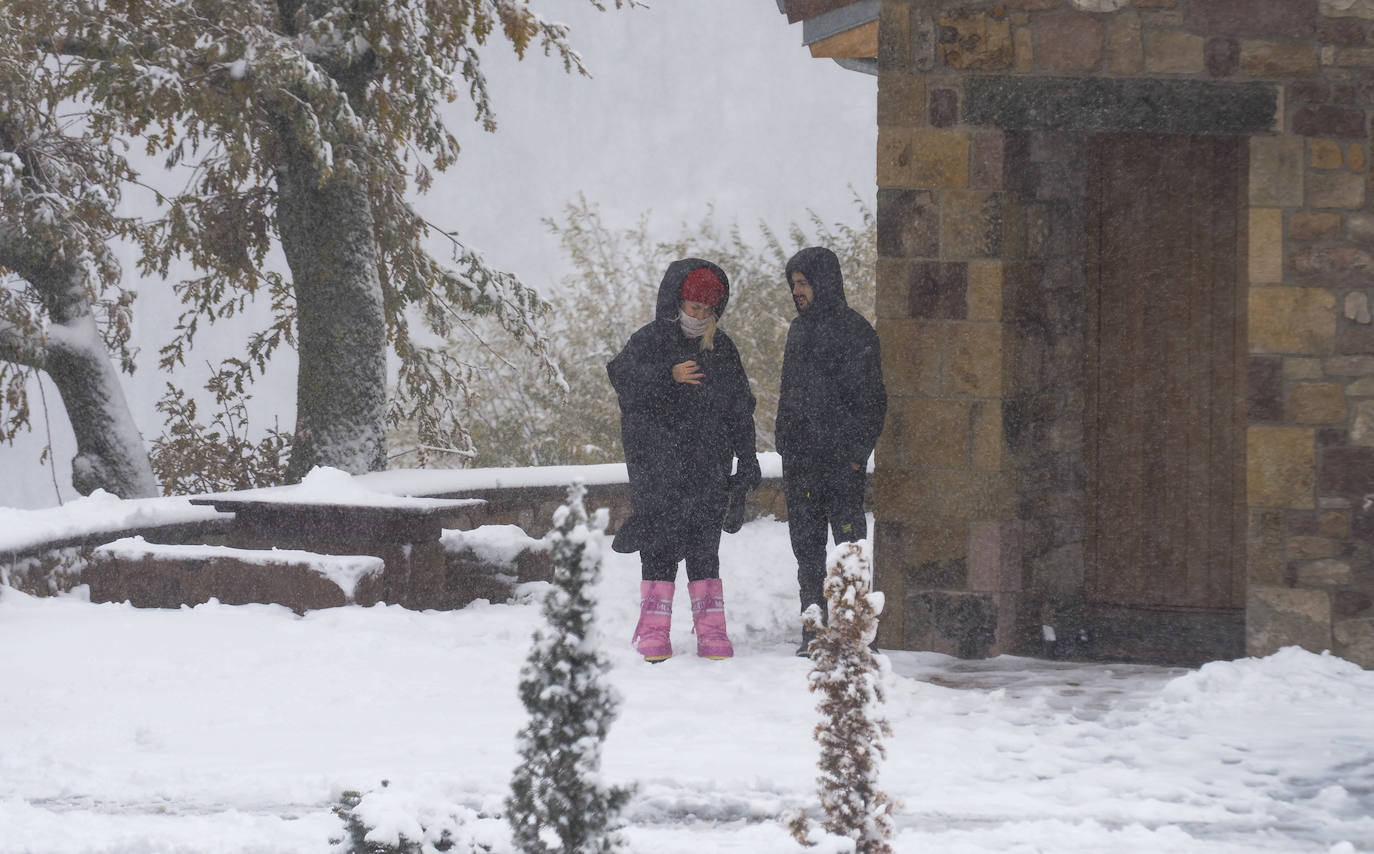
0,231 -> 158,499
275,136 -> 389,482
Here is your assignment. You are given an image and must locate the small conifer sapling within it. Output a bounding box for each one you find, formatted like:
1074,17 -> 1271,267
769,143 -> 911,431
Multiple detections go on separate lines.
507,481 -> 630,854
788,539 -> 895,853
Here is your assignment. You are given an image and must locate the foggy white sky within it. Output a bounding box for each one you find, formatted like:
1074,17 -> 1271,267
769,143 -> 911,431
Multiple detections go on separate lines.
428,1 -> 878,292
3,1 -> 877,509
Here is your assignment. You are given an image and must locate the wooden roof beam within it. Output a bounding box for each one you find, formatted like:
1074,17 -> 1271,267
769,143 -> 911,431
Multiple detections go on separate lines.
775,0 -> 878,72
808,19 -> 877,59
780,0 -> 870,26
799,0 -> 879,51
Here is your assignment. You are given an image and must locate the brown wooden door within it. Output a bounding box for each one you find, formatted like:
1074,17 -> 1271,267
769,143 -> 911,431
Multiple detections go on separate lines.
1084,134 -> 1247,612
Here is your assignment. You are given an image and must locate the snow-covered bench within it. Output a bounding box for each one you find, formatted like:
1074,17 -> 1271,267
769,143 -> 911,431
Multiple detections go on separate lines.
87,538 -> 385,612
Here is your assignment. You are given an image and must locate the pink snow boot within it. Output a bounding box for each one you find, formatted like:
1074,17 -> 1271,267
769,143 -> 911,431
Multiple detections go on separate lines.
632,581 -> 674,662
689,577 -> 734,659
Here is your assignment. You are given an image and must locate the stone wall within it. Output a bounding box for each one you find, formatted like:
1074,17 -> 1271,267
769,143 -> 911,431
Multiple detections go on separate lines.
875,0 -> 1374,667
4,477 -> 794,610
427,480 -> 789,538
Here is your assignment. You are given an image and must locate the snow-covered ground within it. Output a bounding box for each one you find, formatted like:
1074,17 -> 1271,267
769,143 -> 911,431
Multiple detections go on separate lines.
2,510 -> 1372,853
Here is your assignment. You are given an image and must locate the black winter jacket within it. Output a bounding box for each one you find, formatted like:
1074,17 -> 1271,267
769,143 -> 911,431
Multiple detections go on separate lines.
776,246 -> 887,474
608,258 -> 758,554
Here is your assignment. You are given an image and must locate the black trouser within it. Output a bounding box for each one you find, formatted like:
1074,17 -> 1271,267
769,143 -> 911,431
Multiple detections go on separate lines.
784,463 -> 867,613
640,521 -> 722,583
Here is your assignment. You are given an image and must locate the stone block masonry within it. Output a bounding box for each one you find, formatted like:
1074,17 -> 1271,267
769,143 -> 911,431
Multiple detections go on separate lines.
875,0 -> 1374,667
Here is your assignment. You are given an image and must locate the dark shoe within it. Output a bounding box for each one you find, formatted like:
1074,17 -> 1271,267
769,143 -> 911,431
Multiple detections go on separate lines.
796,628 -> 817,658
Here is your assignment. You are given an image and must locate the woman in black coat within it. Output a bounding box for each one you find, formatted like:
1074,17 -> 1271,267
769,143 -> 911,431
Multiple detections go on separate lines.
607,258 -> 760,661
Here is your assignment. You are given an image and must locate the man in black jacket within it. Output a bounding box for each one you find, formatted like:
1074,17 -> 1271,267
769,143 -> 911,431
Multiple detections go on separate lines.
776,246 -> 887,656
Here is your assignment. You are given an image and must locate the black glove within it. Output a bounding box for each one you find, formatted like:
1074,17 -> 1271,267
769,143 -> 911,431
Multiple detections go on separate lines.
722,481 -> 747,534
734,453 -> 762,492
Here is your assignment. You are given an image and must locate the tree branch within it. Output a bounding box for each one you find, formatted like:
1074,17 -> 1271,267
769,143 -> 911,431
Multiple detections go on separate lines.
0,316 -> 48,370
0,221 -> 91,322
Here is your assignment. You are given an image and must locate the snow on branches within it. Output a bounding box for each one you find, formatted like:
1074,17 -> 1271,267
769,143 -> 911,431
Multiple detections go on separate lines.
507,481 -> 629,854
0,12 -> 155,497
9,0 -> 639,480
788,539 -> 895,854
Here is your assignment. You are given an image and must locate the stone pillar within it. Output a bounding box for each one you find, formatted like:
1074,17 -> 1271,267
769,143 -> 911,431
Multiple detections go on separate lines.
1246,121 -> 1374,666
874,1 -> 1020,656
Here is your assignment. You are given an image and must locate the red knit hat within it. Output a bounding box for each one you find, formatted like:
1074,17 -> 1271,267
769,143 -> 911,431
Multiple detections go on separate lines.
680,267 -> 725,307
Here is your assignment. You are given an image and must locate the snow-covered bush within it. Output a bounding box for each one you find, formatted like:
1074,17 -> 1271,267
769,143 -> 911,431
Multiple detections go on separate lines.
1,546 -> 88,596
331,781 -> 504,853
506,482 -> 629,853
787,539 -> 894,854
149,382 -> 291,493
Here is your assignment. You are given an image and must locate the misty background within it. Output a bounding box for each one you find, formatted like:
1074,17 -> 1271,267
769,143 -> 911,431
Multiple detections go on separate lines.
2,1 -> 877,509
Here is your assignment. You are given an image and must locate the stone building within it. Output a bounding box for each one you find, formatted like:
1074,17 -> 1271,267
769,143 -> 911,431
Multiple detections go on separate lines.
776,0 -> 1374,667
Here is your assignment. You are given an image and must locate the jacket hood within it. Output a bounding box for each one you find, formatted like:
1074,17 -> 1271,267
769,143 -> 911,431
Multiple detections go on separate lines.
655,258 -> 731,322
784,246 -> 847,314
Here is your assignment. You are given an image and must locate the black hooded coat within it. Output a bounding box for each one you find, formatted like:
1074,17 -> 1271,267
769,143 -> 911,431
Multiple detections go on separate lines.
776,246 -> 887,474
607,259 -> 758,554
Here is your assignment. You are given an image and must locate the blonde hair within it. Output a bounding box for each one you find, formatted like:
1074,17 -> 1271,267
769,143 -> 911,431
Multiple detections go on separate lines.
700,312 -> 717,351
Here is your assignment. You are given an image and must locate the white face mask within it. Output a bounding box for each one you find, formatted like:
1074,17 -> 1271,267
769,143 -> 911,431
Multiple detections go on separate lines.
678,310 -> 710,338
